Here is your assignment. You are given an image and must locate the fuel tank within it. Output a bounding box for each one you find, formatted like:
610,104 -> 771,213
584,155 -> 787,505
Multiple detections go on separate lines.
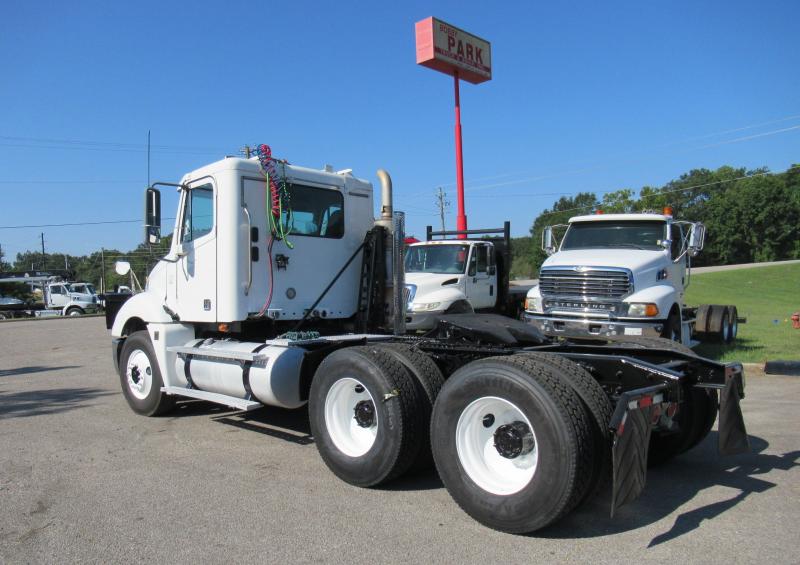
175,339 -> 306,409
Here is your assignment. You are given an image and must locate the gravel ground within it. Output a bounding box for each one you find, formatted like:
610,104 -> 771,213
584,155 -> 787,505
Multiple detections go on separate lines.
1,317 -> 798,564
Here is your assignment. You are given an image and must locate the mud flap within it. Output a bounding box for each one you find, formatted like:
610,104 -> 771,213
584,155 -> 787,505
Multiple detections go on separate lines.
718,364 -> 749,456
609,385 -> 665,517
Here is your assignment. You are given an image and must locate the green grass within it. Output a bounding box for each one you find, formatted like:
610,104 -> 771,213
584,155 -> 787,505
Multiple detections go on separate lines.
685,263 -> 800,363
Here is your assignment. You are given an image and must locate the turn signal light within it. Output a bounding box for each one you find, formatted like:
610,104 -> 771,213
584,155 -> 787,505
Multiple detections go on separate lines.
644,304 -> 659,317
218,323 -> 230,333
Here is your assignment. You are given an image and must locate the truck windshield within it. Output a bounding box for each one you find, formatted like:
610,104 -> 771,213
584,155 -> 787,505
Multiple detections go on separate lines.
405,244 -> 470,274
560,221 -> 665,251
70,283 -> 96,295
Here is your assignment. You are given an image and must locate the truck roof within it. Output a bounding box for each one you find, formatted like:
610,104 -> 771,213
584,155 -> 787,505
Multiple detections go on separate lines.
569,213 -> 670,223
182,156 -> 373,193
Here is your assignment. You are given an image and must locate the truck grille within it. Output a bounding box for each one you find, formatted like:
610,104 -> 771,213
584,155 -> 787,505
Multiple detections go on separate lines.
539,268 -> 632,299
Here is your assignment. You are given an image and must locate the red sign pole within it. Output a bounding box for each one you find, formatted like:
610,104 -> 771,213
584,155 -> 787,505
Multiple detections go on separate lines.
454,71 -> 467,238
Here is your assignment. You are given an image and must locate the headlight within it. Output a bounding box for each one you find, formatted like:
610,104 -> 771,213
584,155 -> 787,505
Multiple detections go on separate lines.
627,303 -> 659,317
525,296 -> 543,313
412,301 -> 441,312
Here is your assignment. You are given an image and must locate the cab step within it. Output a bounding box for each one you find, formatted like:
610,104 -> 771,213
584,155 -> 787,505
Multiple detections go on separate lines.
161,386 -> 263,411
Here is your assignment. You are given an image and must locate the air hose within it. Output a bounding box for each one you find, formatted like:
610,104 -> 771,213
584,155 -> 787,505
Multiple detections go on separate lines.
255,144 -> 293,249
253,144 -> 294,318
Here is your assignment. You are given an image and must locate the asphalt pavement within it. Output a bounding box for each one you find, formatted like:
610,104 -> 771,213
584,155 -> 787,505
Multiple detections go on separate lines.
1,317 -> 798,564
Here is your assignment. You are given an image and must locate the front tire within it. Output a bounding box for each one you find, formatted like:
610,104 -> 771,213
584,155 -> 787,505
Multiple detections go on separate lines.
67,308 -> 83,317
309,346 -> 425,487
661,310 -> 682,343
430,356 -> 594,533
118,331 -> 175,416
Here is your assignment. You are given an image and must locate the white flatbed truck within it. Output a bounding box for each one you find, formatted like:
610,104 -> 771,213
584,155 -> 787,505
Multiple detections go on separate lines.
0,272 -> 99,319
108,147 -> 749,533
404,223 -> 530,331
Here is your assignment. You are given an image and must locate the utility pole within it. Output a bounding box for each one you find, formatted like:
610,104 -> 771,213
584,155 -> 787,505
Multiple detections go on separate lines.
435,187 -> 450,233
40,233 -> 46,270
100,247 -> 106,294
241,145 -> 252,159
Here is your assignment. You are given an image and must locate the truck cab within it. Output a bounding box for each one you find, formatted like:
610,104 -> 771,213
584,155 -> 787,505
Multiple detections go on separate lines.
44,281 -> 99,316
405,240 -> 494,329
404,222 -> 528,331
524,211 -> 704,343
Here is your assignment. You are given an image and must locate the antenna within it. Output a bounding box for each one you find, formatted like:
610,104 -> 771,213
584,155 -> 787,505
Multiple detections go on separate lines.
147,130 -> 151,187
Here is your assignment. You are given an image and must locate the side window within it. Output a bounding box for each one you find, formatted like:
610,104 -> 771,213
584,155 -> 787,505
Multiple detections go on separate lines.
467,249 -> 477,276
670,224 -> 683,260
476,245 -> 488,273
50,285 -> 64,295
284,184 -> 344,239
182,184 -> 214,243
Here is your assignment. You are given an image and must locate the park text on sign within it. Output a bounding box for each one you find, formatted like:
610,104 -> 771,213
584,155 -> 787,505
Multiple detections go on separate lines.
415,17 -> 492,84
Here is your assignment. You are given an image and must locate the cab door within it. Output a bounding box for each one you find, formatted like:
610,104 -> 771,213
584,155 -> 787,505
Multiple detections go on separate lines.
465,244 -> 494,309
175,179 -> 217,322
47,284 -> 69,308
668,222 -> 687,300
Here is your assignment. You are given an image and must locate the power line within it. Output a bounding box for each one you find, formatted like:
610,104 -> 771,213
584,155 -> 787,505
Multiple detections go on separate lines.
0,135 -> 229,152
0,217 -> 176,230
538,164 -> 800,218
400,114 -> 800,202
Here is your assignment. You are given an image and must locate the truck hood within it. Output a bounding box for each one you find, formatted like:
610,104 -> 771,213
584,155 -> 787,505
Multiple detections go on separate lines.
543,249 -> 665,273
406,272 -> 465,304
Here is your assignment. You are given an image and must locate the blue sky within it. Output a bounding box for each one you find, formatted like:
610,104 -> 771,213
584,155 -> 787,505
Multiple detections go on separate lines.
1,0 -> 798,265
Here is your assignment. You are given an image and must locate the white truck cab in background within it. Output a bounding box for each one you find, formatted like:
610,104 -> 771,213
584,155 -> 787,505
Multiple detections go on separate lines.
523,210 -> 732,345
41,281 -> 100,316
405,223 -> 529,331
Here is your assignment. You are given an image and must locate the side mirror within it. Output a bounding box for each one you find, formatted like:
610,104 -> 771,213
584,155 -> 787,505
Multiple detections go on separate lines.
145,187 -> 161,244
688,223 -> 705,256
542,226 -> 556,255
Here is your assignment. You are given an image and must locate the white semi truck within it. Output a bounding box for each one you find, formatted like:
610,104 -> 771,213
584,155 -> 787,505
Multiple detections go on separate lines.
108,148 -> 748,534
404,223 -> 530,331
524,211 -> 741,345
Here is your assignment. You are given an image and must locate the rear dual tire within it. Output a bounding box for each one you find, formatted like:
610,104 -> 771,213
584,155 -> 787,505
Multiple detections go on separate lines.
697,304 -> 738,343
603,335 -> 719,465
308,346 -> 427,487
430,355 -> 596,534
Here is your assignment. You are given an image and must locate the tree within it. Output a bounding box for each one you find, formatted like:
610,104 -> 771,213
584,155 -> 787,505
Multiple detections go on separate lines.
526,164 -> 800,272
528,192 -> 599,276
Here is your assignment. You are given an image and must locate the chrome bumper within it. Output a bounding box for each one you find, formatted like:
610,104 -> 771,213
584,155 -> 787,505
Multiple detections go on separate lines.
524,313 -> 663,338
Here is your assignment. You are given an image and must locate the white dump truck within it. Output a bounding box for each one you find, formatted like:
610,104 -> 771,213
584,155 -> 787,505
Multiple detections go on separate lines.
524,210 -> 741,346
404,223 -> 530,331
108,147 -> 748,534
